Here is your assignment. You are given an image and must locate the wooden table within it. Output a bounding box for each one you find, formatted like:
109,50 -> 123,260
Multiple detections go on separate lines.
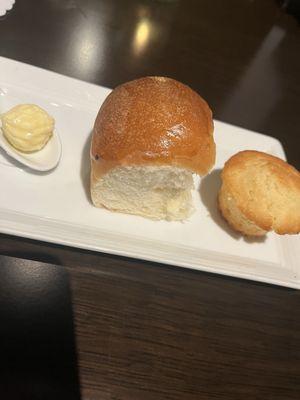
1,1 -> 300,398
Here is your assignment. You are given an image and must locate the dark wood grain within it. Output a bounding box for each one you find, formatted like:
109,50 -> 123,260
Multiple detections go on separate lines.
1,0 -> 300,399
71,267 -> 300,400
0,255 -> 81,400
1,233 -> 300,399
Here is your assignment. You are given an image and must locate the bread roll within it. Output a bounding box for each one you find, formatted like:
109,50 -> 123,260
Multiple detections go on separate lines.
218,150 -> 300,236
91,76 -> 215,220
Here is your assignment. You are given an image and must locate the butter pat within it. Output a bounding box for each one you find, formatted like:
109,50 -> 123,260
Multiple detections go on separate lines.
1,104 -> 54,152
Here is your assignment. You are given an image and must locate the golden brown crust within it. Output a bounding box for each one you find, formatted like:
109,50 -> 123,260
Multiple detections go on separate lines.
218,184 -> 267,236
91,77 -> 215,180
220,150 -> 300,235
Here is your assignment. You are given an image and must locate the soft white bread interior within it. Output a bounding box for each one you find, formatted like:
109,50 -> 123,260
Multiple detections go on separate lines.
91,165 -> 194,220
91,76 -> 215,220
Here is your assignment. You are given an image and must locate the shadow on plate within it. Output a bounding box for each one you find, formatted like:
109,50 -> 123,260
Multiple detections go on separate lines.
244,235 -> 266,244
199,169 -> 266,243
80,130 -> 93,205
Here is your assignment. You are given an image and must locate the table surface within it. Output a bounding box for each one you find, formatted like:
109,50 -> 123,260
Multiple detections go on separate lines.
1,0 -> 300,399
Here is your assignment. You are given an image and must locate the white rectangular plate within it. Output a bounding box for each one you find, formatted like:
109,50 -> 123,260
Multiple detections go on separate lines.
0,57 -> 299,288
